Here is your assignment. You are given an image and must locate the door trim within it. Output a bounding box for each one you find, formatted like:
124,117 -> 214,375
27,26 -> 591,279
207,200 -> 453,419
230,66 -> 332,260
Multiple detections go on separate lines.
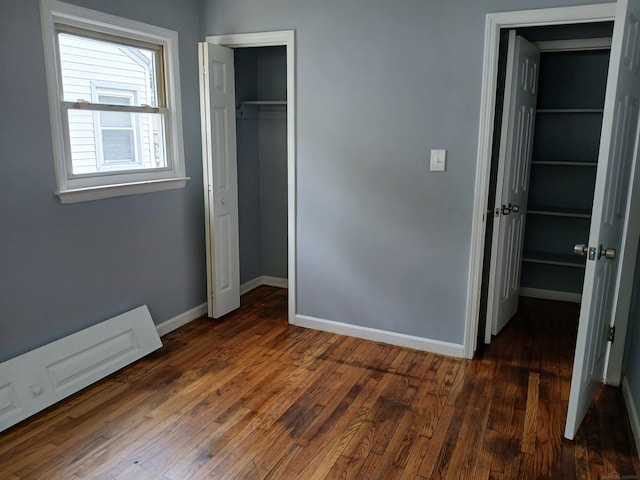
205,30 -> 297,324
463,4 -> 617,359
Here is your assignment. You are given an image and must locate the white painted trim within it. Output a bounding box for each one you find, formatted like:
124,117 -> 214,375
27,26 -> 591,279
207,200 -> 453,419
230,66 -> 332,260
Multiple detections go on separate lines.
622,377 -> 640,458
205,31 -> 292,47
240,276 -> 288,295
56,177 -> 189,204
519,288 -> 582,304
206,31 -> 297,327
535,37 -> 612,52
262,276 -> 288,289
155,302 -> 207,337
294,314 -> 465,358
463,3 -> 617,359
485,3 -> 616,27
240,277 -> 263,296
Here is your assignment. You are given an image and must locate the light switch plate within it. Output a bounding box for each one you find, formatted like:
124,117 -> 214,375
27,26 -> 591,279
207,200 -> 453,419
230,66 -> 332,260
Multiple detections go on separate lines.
430,149 -> 446,172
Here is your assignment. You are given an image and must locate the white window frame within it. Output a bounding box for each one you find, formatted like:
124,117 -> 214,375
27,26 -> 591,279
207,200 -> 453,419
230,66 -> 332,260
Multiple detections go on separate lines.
40,0 -> 189,203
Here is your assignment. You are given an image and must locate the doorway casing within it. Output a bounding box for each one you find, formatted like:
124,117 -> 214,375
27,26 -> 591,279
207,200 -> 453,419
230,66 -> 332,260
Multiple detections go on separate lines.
205,30 -> 297,323
464,4 -> 617,359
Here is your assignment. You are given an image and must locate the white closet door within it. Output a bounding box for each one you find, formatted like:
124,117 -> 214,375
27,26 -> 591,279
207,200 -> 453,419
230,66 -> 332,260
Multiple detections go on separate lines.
565,0 -> 640,439
485,32 -> 540,342
198,42 -> 240,318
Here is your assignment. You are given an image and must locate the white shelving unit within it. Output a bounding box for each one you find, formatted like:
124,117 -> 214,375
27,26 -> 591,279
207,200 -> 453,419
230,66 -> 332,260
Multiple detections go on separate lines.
239,100 -> 287,106
536,108 -> 604,114
520,48 -> 610,301
527,206 -> 591,218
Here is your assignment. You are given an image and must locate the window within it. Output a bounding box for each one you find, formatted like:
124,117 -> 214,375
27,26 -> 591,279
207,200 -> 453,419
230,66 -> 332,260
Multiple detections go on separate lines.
41,0 -> 188,203
93,89 -> 141,171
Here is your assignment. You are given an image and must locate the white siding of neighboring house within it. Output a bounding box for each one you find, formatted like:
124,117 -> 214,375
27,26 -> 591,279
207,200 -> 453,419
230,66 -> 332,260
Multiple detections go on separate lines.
58,34 -> 157,175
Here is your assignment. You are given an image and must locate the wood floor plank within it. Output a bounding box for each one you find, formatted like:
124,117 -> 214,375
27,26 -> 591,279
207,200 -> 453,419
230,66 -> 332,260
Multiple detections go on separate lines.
412,404 -> 456,479
156,408 -> 252,480
303,373 -> 397,480
271,369 -> 381,479
292,366 -> 366,446
574,427 -> 592,480
443,359 -> 493,480
385,402 -> 424,470
474,427 -> 499,480
453,395 -> 493,480
0,289 -> 637,479
355,451 -> 386,479
522,372 -> 540,455
553,441 -> 578,480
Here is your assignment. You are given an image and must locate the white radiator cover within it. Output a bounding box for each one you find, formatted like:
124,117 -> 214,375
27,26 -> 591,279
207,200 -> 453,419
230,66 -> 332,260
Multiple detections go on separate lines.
0,305 -> 162,432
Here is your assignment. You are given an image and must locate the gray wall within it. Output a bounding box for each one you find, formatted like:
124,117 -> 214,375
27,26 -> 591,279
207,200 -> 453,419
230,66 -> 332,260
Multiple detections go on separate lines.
0,0 -> 619,363
257,47 -> 287,101
202,0 -> 612,343
0,0 -> 204,362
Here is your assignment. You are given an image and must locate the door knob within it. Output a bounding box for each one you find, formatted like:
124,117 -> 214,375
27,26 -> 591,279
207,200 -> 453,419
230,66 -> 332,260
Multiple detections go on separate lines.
573,244 -> 588,256
500,203 -> 520,215
599,246 -> 616,260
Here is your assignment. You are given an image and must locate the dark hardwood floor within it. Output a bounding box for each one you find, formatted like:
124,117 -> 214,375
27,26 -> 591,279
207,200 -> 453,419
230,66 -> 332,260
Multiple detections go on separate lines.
1,287 -> 638,479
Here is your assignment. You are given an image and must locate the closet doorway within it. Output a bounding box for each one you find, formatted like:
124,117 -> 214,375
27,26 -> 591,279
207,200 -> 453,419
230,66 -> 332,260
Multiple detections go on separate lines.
199,31 -> 296,322
484,25 -> 613,344
234,46 -> 289,295
468,1 -> 640,440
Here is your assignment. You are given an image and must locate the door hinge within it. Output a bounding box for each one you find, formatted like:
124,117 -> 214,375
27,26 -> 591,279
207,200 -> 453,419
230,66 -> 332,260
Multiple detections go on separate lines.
608,326 -> 616,343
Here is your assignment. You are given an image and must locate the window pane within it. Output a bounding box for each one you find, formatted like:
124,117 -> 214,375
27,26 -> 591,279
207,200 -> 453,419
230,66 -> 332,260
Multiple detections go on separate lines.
98,94 -> 131,106
67,109 -> 167,175
102,130 -> 134,162
101,111 -> 132,128
58,32 -> 159,107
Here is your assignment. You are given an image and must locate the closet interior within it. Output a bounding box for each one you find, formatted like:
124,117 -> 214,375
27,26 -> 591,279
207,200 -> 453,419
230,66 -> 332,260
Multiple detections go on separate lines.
517,23 -> 613,303
234,46 -> 288,288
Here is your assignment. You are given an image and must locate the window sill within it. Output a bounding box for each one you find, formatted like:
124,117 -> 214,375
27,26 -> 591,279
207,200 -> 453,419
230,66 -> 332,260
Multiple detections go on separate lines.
56,177 -> 190,204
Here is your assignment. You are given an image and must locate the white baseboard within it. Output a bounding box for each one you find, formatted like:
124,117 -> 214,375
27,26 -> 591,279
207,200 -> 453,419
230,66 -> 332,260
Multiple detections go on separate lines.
262,276 -> 288,288
293,314 -> 465,358
622,376 -> 640,458
240,277 -> 263,296
520,287 -> 582,304
240,276 -> 288,295
155,302 -> 208,337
